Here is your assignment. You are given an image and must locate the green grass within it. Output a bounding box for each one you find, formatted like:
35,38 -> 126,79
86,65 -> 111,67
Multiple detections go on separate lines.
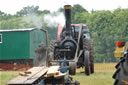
0,71 -> 19,85
72,72 -> 114,85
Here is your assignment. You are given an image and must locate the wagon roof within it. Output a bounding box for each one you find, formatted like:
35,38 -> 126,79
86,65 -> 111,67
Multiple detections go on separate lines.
0,28 -> 38,32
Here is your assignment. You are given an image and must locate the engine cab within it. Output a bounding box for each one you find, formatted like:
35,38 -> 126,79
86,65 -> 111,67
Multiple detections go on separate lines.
71,24 -> 90,40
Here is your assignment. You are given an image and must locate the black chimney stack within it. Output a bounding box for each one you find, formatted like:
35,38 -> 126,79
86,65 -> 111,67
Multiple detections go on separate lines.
64,5 -> 72,36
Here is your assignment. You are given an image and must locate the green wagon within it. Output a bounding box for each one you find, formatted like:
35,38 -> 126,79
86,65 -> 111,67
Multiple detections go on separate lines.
0,28 -> 48,66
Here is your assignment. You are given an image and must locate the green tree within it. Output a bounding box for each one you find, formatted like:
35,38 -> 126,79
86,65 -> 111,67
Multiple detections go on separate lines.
72,4 -> 88,23
16,5 -> 50,16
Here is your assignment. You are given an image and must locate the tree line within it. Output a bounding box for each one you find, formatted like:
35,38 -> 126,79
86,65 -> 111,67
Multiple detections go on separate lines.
0,4 -> 127,62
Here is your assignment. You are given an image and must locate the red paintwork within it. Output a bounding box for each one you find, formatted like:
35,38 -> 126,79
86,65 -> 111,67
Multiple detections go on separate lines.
57,24 -> 88,40
57,25 -> 63,40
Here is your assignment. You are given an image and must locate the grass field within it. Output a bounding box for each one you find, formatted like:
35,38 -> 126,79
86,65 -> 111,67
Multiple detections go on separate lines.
72,72 -> 114,85
72,63 -> 116,85
0,63 -> 116,85
0,71 -> 19,85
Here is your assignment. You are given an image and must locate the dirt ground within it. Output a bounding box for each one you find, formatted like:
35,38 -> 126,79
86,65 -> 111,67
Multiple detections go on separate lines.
0,63 -> 32,71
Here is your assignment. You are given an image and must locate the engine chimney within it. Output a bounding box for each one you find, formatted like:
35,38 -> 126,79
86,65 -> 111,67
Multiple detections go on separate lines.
64,5 -> 72,36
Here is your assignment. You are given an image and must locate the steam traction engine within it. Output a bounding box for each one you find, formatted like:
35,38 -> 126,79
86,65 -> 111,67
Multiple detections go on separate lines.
50,5 -> 94,75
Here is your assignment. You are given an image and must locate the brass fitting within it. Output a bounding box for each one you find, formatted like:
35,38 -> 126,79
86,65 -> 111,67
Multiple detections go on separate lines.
64,5 -> 72,9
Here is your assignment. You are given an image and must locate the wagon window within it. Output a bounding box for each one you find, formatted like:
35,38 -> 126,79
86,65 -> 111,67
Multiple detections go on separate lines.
0,34 -> 2,43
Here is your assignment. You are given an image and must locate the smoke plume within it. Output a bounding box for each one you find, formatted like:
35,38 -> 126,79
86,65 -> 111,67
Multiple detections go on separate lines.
44,12 -> 65,27
22,11 -> 65,29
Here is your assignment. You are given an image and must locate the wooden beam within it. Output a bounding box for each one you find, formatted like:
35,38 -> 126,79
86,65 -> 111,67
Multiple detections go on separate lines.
122,80 -> 128,85
46,66 -> 60,77
7,66 -> 48,85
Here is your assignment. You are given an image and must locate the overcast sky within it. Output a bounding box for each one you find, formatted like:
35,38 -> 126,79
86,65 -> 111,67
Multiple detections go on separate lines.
0,0 -> 128,14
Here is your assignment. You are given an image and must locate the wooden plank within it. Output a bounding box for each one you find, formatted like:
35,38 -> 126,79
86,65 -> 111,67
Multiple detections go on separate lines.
7,66 -> 48,85
54,72 -> 66,79
122,80 -> 128,85
23,67 -> 48,84
46,66 -> 60,77
19,72 -> 28,76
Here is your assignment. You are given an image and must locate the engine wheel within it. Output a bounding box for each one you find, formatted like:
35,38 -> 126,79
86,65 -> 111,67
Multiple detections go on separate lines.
69,62 -> 76,75
75,80 -> 80,85
113,54 -> 128,85
90,57 -> 94,74
84,51 -> 91,75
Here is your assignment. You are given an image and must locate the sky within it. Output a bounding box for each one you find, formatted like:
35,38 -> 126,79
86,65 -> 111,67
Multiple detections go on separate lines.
0,0 -> 128,14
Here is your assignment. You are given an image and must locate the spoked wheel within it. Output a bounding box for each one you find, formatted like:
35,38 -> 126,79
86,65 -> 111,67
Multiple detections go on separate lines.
113,54 -> 128,85
84,50 -> 91,75
69,62 -> 76,75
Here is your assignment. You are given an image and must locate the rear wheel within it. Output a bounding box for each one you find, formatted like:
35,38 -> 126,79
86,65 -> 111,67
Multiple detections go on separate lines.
84,51 -> 91,75
69,62 -> 76,75
90,57 -> 94,74
113,54 -> 128,85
